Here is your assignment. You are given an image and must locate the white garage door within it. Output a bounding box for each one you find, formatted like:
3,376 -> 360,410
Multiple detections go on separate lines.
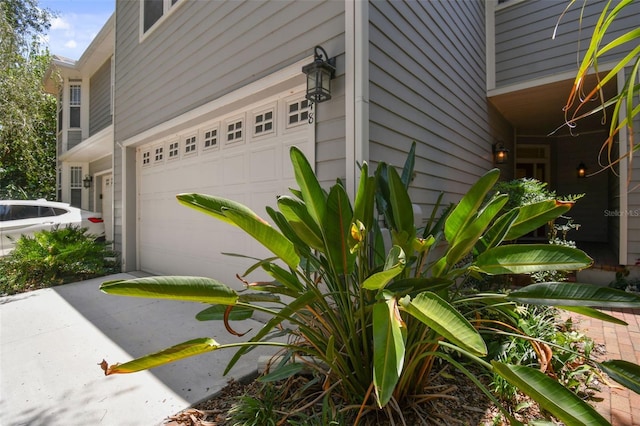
137,91 -> 313,288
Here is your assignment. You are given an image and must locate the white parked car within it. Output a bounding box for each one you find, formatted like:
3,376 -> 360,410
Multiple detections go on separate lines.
0,199 -> 105,256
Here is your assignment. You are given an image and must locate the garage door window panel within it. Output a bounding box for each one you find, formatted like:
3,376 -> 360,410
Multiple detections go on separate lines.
168,140 -> 180,161
286,99 -> 310,129
154,145 -> 164,164
225,116 -> 244,146
253,106 -> 276,138
202,126 -> 219,152
183,135 -> 197,156
142,149 -> 152,167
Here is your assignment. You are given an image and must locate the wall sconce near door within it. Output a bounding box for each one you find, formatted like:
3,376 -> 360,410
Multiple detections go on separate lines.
302,45 -> 336,104
577,162 -> 587,178
83,175 -> 93,189
493,142 -> 509,164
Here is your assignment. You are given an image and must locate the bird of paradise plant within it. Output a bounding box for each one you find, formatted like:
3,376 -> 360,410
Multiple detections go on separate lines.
555,0 -> 639,179
100,143 -> 640,425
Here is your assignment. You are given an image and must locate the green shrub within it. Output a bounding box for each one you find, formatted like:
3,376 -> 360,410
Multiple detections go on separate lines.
0,226 -> 119,295
100,144 -> 640,425
489,305 -> 599,403
493,178 -> 583,284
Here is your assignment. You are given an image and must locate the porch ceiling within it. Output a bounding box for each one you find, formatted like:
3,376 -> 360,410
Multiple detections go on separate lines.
489,75 -> 617,137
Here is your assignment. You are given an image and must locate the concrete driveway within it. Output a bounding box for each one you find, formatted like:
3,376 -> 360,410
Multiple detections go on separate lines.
0,273 -> 273,426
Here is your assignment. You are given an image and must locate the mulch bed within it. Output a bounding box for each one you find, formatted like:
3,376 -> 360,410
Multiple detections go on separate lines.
163,366 -> 558,426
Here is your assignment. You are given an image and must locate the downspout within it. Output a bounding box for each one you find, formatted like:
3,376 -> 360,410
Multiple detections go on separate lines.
345,0 -> 369,198
617,70 -> 628,266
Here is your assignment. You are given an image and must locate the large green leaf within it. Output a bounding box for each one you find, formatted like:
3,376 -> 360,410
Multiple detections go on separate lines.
492,362 -> 609,426
475,209 -> 519,254
100,276 -> 238,305
385,277 -> 453,295
375,163 -> 391,225
372,296 -> 406,408
266,206 -> 312,256
446,194 -> 508,267
177,193 -> 263,227
558,305 -> 628,325
277,196 -> 324,251
362,246 -> 406,290
222,207 -> 300,270
290,146 -> 326,227
399,291 -> 486,357
445,169 -> 500,244
400,141 -> 416,188
599,360 -> 640,394
474,244 -> 592,275
323,183 -> 356,275
102,338 -> 220,375
261,262 -> 304,293
388,167 -> 414,238
508,282 -> 640,308
504,200 -> 572,241
195,305 -> 254,321
353,162 -> 376,230
259,363 -> 307,383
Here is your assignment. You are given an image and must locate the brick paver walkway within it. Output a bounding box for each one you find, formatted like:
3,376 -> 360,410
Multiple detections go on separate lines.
563,308 -> 640,426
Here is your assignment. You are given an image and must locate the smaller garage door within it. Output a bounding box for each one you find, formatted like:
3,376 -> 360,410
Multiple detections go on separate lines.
137,90 -> 313,288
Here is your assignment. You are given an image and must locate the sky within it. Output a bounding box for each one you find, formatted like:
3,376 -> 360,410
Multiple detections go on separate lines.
39,0 -> 114,60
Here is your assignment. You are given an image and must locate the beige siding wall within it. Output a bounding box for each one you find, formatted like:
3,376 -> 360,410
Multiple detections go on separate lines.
368,0 -> 504,214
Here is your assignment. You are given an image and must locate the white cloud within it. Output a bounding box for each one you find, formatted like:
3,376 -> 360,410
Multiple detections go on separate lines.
50,16 -> 70,31
64,40 -> 77,49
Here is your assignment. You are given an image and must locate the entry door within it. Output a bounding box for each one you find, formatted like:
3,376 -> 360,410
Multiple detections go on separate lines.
516,145 -> 550,182
516,144 -> 550,239
101,174 -> 113,242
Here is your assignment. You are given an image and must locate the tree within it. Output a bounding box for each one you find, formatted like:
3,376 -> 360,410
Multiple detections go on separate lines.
0,0 -> 57,199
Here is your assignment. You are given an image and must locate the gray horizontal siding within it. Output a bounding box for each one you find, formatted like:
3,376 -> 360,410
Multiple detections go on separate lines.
369,0 -> 497,212
89,58 -> 112,136
67,130 -> 82,149
115,0 -> 344,142
495,0 -> 640,87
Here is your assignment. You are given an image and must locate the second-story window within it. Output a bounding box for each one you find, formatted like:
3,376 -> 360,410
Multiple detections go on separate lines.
69,83 -> 81,128
143,0 -> 181,34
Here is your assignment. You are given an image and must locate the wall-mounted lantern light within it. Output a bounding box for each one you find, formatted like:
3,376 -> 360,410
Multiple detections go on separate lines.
577,162 -> 587,178
493,142 -> 509,164
83,175 -> 93,189
302,45 -> 336,104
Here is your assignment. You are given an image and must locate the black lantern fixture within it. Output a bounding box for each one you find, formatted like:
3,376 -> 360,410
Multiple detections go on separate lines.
577,162 -> 587,178
493,142 -> 509,164
302,45 -> 336,104
83,175 -> 93,189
